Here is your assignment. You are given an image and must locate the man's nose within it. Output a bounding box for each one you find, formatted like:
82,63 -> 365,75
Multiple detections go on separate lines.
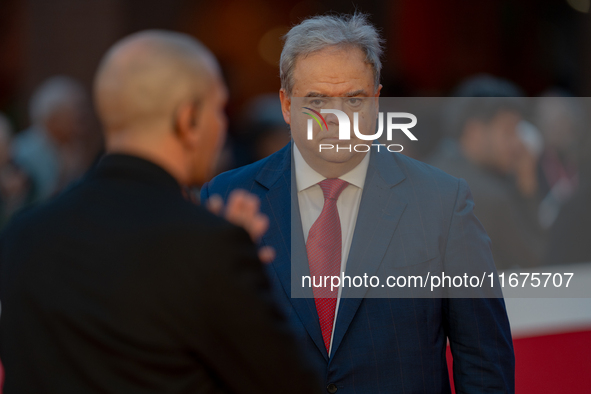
324,112 -> 339,125
324,100 -> 347,126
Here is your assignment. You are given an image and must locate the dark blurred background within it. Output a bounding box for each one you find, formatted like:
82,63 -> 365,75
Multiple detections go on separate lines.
2,0 -> 591,127
2,0 -> 591,110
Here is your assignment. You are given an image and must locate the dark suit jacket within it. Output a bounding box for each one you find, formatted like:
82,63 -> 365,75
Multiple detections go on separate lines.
201,142 -> 515,393
0,154 -> 321,394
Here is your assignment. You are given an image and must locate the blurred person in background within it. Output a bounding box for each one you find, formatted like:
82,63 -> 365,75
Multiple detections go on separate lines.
546,155 -> 591,264
232,94 -> 291,167
12,76 -> 95,204
0,114 -> 32,228
514,120 -> 545,200
533,93 -> 591,266
428,75 -> 545,269
534,92 -> 584,229
0,30 -> 321,393
206,94 -> 290,184
210,95 -> 291,178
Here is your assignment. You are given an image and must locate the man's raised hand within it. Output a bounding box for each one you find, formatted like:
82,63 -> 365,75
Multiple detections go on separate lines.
205,190 -> 276,264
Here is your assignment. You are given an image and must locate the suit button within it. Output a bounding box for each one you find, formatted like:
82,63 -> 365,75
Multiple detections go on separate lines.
327,383 -> 338,393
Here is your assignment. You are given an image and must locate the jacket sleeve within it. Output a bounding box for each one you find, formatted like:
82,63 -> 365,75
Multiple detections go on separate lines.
199,182 -> 210,205
443,179 -> 515,393
179,222 -> 322,394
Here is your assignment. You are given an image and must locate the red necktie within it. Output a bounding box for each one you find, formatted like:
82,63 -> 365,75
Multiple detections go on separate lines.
306,178 -> 349,353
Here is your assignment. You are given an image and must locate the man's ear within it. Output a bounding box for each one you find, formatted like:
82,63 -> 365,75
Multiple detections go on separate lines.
173,100 -> 201,147
374,84 -> 382,97
279,89 -> 291,125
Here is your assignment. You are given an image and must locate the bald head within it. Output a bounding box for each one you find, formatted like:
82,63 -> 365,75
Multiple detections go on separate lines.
94,30 -> 219,134
93,30 -> 228,186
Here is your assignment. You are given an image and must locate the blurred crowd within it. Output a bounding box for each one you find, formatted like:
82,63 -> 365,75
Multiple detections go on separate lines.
425,75 -> 590,268
0,76 -> 103,227
0,73 -> 589,269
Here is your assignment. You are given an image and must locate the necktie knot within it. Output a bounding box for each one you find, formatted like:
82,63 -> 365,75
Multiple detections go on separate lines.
319,178 -> 349,201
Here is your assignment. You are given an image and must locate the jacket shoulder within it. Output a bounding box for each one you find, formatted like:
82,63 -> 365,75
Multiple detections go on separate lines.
204,143 -> 289,197
393,152 -> 462,193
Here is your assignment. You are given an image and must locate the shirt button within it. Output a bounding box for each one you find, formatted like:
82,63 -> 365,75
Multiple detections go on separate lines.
327,383 -> 338,393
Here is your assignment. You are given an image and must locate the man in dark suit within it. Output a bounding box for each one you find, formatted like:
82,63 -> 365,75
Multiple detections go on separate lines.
0,31 -> 320,393
201,14 -> 515,393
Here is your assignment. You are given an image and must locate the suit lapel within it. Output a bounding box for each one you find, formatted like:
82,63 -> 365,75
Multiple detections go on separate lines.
257,142 -> 329,360
330,150 -> 407,358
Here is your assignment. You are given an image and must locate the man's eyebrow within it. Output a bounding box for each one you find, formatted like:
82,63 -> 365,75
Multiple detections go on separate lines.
304,90 -> 367,97
344,89 -> 366,97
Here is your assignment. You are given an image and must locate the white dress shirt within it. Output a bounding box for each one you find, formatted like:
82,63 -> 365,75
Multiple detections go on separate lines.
293,143 -> 369,356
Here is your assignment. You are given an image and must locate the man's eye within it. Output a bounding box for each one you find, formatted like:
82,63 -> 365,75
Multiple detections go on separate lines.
310,99 -> 324,106
348,98 -> 362,106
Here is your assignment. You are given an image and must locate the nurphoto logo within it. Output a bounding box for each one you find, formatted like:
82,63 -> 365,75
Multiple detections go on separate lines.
303,107 -> 418,152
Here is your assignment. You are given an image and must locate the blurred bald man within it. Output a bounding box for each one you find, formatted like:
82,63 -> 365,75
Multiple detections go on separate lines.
0,30 -> 320,394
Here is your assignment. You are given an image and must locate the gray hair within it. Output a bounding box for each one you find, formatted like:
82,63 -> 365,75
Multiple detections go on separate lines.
280,12 -> 383,95
29,76 -> 85,125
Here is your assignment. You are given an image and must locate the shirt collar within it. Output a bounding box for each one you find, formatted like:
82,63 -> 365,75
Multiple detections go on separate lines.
293,142 -> 370,192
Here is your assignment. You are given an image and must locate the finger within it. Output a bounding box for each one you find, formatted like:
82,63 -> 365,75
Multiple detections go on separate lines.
248,213 -> 269,241
242,192 -> 260,215
238,194 -> 261,234
226,190 -> 248,224
226,190 -> 262,235
258,246 -> 276,264
238,192 -> 259,220
224,190 -> 268,242
205,194 -> 224,216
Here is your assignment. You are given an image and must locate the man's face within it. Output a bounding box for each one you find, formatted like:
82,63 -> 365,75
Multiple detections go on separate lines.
280,46 -> 381,171
483,110 -> 523,174
190,75 -> 228,185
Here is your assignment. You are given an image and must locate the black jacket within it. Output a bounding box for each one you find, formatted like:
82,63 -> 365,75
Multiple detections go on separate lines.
0,154 -> 320,394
